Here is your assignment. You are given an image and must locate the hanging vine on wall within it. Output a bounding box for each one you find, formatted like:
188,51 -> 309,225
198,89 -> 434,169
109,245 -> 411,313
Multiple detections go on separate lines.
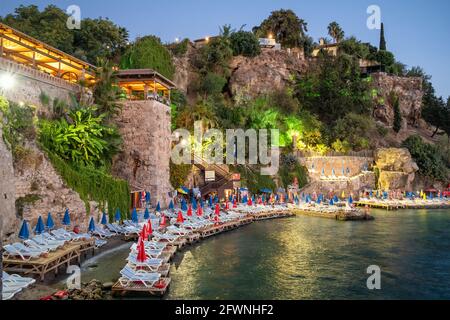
42,146 -> 131,219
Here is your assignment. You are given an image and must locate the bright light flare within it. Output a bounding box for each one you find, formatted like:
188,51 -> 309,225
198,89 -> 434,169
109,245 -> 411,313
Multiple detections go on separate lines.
0,72 -> 16,91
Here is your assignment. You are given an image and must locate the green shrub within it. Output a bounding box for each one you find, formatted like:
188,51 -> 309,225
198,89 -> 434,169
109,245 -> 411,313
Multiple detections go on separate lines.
279,154 -> 308,189
120,35 -> 175,79
402,135 -> 449,181
333,113 -> 375,151
170,161 -> 191,189
167,39 -> 190,57
230,31 -> 261,57
237,166 -> 276,194
0,99 -> 36,159
200,73 -> 227,97
39,107 -> 121,167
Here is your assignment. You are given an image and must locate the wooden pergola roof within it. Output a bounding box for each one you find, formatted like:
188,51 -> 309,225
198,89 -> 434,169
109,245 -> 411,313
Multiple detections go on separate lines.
0,22 -> 95,83
117,69 -> 176,92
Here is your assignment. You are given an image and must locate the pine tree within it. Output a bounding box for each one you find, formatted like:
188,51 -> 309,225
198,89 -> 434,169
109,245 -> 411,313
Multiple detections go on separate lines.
379,23 -> 387,51
393,93 -> 402,133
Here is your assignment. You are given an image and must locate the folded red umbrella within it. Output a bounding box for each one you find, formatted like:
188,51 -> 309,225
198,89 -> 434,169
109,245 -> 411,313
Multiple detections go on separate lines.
225,201 -> 230,210
137,236 -> 147,263
248,198 -> 253,206
160,215 -> 167,228
197,206 -> 202,217
147,221 -> 153,236
177,211 -> 185,223
215,204 -> 220,216
233,200 -> 237,208
187,205 -> 193,217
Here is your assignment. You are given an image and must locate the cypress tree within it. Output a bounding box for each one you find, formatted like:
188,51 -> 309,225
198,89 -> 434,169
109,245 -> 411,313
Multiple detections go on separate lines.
379,23 -> 387,51
393,93 -> 402,133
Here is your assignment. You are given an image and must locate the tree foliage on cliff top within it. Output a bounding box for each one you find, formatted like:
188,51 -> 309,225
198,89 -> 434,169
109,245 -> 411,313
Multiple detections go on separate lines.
253,9 -> 308,48
120,35 -> 175,80
0,5 -> 129,64
402,135 -> 449,181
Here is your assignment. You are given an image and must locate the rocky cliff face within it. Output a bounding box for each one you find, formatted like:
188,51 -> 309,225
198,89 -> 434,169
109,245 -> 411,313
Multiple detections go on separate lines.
229,50 -> 308,98
0,125 -> 16,242
375,148 -> 419,191
372,72 -> 423,129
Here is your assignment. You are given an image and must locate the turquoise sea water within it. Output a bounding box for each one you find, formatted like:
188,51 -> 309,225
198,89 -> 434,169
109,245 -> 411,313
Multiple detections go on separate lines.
79,209 -> 450,300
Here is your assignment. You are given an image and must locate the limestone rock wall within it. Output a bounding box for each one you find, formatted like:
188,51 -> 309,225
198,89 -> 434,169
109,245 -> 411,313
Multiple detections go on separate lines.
11,144 -> 94,242
374,148 -> 419,191
229,50 -> 308,98
371,72 -> 423,128
0,125 -> 16,241
112,100 -> 172,207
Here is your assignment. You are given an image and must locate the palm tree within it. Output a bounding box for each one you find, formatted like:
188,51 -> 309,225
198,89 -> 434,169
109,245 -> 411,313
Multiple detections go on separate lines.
327,22 -> 345,43
93,58 -> 121,119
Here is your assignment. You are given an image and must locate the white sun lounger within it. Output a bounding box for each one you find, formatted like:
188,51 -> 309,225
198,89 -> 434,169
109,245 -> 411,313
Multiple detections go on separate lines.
118,266 -> 161,288
3,244 -> 42,261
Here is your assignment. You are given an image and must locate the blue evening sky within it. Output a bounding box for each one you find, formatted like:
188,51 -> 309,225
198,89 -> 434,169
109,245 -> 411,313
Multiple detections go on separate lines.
1,0 -> 449,98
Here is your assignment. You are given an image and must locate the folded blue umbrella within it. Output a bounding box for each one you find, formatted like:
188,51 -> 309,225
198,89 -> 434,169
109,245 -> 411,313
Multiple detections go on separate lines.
169,200 -> 174,210
34,216 -> 45,235
330,199 -> 334,206
115,208 -> 122,222
242,195 -> 247,203
192,200 -> 198,210
101,212 -> 108,225
333,195 -> 339,203
62,209 -> 71,226
156,202 -> 161,212
229,195 -> 233,202
145,192 -> 151,204
209,196 -> 213,207
181,198 -> 188,211
88,217 -> 96,232
19,220 -> 30,240
200,199 -> 205,208
131,208 -> 139,223
348,196 -> 353,205
46,212 -> 55,230
144,208 -> 150,220
214,195 -> 219,204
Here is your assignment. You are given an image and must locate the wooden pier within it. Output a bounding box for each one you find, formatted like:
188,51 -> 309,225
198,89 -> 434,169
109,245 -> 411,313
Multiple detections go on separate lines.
111,277 -> 171,297
3,244 -> 81,281
355,200 -> 450,211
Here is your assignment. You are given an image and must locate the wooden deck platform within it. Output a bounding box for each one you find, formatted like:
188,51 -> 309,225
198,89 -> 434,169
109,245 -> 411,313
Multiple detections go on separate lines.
355,201 -> 450,211
3,244 -> 81,281
112,277 -> 171,297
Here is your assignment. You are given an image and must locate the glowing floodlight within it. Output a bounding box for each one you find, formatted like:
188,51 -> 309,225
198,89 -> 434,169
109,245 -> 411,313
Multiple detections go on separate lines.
0,72 -> 16,91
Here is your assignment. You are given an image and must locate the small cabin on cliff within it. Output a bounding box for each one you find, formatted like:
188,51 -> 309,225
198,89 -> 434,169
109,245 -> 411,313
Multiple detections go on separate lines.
0,22 -> 95,84
116,69 -> 176,106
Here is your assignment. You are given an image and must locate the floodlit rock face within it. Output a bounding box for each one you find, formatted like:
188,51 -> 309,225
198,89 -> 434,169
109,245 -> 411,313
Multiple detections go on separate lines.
375,148 -> 419,190
371,72 -> 423,129
229,49 -> 308,98
12,145 -> 94,242
112,100 -> 172,207
0,125 -> 16,241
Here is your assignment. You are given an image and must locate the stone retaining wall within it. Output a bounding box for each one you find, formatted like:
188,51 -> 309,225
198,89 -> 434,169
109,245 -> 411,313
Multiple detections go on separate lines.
112,100 -> 172,207
0,57 -> 82,107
